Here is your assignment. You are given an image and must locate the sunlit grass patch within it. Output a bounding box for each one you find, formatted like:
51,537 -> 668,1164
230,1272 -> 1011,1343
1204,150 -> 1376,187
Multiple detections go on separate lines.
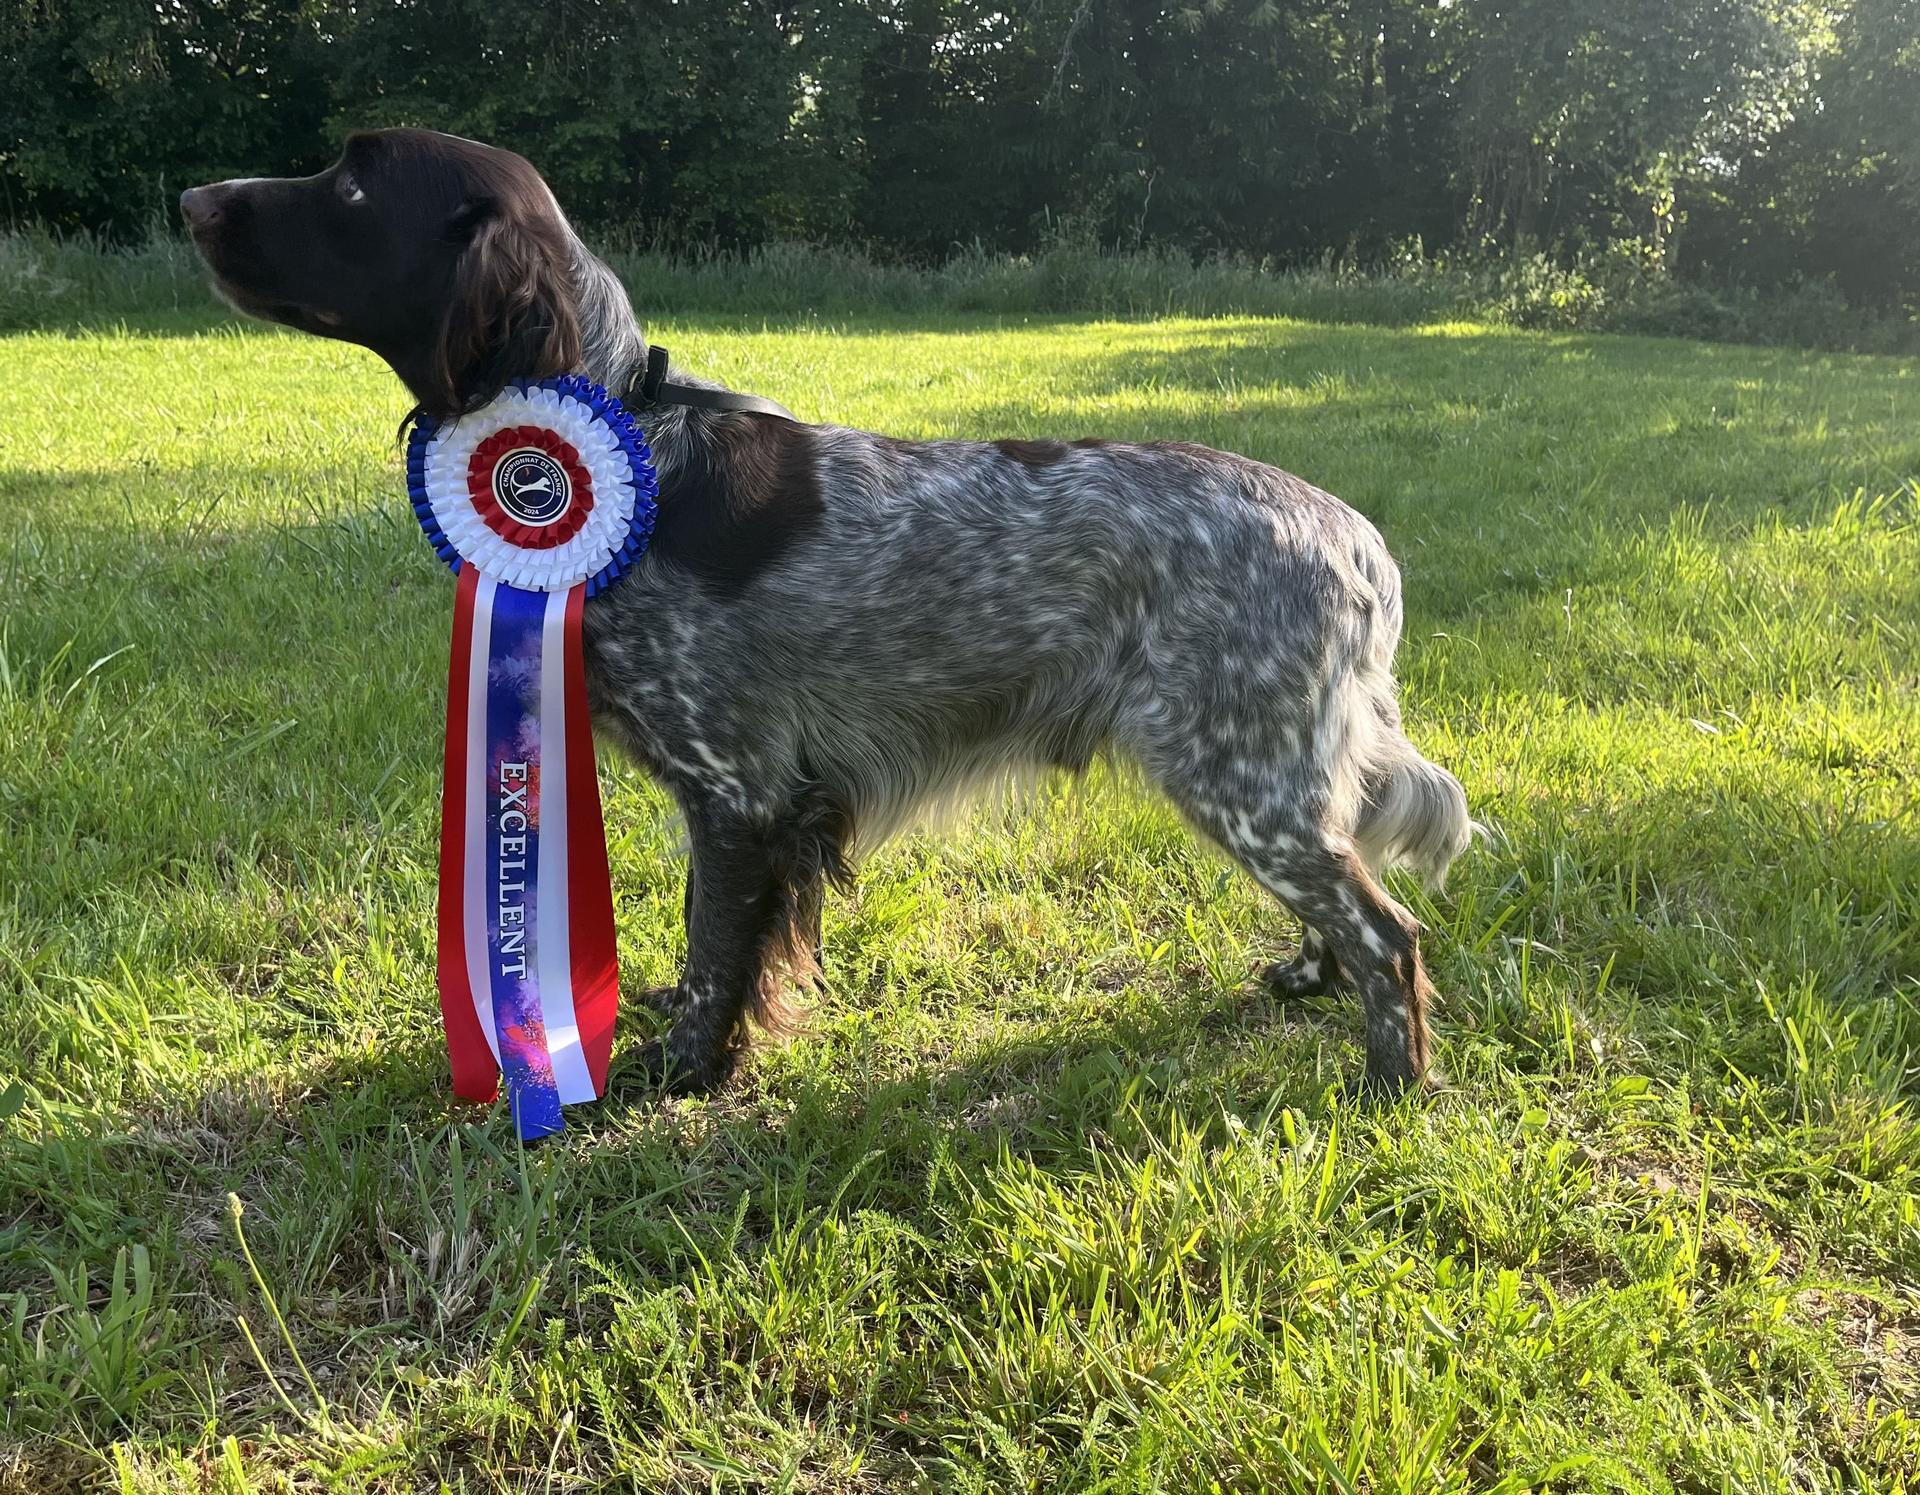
1,302 -> 1915,1491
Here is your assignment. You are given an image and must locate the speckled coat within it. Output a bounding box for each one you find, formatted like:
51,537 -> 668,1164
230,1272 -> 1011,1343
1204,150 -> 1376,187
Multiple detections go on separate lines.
182,128 -> 1472,1098
565,248 -> 1471,1096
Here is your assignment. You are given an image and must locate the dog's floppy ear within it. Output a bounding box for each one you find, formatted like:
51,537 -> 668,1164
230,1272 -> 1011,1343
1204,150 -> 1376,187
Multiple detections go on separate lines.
430,193 -> 581,415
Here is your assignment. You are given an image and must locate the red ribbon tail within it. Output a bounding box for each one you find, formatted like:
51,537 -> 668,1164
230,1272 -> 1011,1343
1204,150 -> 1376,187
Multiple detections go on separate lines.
437,564 -> 501,1102
563,582 -> 620,1095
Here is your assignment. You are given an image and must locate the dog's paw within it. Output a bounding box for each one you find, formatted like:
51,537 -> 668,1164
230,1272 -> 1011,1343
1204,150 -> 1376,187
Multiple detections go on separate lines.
628,1038 -> 738,1099
1355,1059 -> 1445,1105
1260,951 -> 1338,1001
633,983 -> 683,1014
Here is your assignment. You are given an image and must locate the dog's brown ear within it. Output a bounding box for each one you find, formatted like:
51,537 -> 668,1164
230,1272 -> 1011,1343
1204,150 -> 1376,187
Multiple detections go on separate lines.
430,196 -> 581,415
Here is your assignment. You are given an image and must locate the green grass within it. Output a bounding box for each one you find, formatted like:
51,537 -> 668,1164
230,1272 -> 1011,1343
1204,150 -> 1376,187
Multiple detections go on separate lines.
1,298 -> 1917,1492
8,230 -> 1917,355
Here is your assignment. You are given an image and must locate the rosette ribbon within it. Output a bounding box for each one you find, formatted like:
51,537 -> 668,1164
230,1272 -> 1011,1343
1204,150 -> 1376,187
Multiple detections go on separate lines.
407,375 -> 658,1140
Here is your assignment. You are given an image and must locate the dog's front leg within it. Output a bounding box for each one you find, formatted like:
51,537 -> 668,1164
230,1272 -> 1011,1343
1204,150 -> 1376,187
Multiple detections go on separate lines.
639,797 -> 784,1096
681,856 -> 823,976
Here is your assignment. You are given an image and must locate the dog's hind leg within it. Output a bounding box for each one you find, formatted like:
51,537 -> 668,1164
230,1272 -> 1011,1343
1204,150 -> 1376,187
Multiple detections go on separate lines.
1265,842 -> 1433,1095
1255,814 -> 1409,1003
1241,833 -> 1432,1095
1163,781 -> 1433,1095
1259,812 -> 1409,999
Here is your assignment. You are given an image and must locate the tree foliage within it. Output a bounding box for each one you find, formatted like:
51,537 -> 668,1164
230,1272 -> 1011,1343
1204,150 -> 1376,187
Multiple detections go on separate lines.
1,0 -> 1912,309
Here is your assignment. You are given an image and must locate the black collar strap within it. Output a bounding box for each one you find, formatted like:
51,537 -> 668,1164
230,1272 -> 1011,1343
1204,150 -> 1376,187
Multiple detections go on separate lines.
628,344 -> 797,422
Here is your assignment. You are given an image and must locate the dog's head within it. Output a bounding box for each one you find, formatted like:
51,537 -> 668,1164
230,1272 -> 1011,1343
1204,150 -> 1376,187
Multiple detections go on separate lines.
182,129 -> 581,418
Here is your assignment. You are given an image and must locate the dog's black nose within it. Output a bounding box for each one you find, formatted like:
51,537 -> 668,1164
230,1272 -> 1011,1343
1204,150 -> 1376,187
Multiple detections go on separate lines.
179,186 -> 222,230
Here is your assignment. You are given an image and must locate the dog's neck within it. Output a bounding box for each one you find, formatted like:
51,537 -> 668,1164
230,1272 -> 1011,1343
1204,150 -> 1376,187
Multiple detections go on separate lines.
565,238 -> 718,483
568,241 -> 648,394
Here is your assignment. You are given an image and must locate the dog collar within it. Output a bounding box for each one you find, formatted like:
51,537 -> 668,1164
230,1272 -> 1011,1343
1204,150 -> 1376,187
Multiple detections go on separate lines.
628,343 -> 797,422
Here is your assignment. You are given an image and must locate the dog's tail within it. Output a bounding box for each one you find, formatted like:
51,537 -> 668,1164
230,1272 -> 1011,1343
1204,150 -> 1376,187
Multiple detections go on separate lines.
1354,740 -> 1474,887
1336,529 -> 1475,887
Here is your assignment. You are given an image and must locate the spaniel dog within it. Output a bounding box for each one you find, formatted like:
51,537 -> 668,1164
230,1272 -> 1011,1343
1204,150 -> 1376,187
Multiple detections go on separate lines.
182,129 -> 1472,1097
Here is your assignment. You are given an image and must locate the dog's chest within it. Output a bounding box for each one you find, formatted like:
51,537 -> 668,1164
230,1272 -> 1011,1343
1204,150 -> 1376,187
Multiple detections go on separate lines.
577,589 -> 759,803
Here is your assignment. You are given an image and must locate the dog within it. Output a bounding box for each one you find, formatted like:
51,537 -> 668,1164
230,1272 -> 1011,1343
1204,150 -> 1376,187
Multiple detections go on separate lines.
181,128 -> 1473,1097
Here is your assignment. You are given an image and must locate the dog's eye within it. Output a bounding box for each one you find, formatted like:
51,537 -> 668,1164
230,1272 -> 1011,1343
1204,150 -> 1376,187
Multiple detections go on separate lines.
339,173 -> 366,205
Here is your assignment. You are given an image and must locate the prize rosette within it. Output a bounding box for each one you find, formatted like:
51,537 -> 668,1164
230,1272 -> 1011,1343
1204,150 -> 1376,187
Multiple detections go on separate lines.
406,375 -> 658,1139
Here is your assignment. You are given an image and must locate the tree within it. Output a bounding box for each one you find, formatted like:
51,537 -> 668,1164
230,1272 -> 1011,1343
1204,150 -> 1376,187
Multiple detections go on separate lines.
1,0 -> 1910,317
1446,0 -> 1825,257
320,0 -> 819,245
1677,0 -> 1918,309
0,0 -> 333,237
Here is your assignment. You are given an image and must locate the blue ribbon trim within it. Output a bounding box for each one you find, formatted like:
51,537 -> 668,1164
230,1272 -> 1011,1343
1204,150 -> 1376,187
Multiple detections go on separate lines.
482,582 -> 566,1142
407,373 -> 660,593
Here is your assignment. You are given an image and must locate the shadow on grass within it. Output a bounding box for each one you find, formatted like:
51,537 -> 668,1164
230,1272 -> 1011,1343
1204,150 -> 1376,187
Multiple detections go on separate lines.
7,298 -> 1917,1492
10,420 -> 1913,1134
10,311 -> 1913,1216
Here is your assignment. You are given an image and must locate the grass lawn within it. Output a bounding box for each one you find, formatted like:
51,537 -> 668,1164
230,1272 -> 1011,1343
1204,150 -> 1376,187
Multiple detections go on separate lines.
1,302 -> 1917,1492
